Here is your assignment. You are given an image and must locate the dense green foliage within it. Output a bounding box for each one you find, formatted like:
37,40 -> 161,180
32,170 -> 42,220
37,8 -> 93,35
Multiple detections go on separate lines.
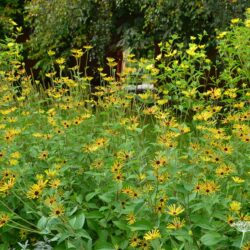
0,10 -> 249,249
1,0 -> 249,75
0,0 -> 23,37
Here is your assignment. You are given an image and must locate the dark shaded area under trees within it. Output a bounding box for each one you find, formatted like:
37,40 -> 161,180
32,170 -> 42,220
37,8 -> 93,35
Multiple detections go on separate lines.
0,0 -> 249,87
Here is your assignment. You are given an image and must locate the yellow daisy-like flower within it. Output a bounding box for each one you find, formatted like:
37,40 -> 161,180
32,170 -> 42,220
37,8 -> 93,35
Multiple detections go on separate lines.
245,19 -> 250,28
10,151 -> 21,159
83,45 -> 93,50
0,214 -> 9,228
47,50 -> 55,56
231,18 -> 240,24
129,234 -> 140,247
39,151 -> 48,160
27,184 -> 42,199
166,204 -> 185,216
55,57 -> 65,65
45,169 -> 57,178
140,239 -> 150,249
49,179 -> 61,189
19,229 -> 28,240
230,201 -> 241,212
232,176 -> 245,183
113,172 -> 123,182
167,217 -> 185,230
144,228 -> 161,241
50,204 -> 65,217
45,196 -> 57,207
227,215 -> 234,226
126,213 -> 136,225
241,241 -> 250,250
0,178 -> 15,192
9,159 -> 18,166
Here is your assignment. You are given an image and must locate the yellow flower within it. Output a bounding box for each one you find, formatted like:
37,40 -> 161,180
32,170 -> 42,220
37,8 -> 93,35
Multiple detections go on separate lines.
182,88 -> 197,99
144,228 -> 161,241
103,76 -> 115,82
27,184 -> 42,199
140,240 -> 150,249
230,201 -> 241,212
19,229 -> 28,240
151,156 -> 167,170
167,217 -> 185,230
0,214 -> 9,228
201,180 -> 220,195
155,203 -> 165,214
231,18 -> 240,24
55,57 -> 65,65
166,204 -> 185,216
157,99 -> 168,105
126,213 -> 136,225
215,165 -> 230,178
245,19 -> 250,28
0,151 -> 5,159
233,102 -> 245,108
227,215 -> 234,225
9,159 -> 18,166
242,241 -> 250,250
232,176 -> 245,183
49,179 -> 61,189
217,31 -> 227,39
10,151 -> 21,159
138,173 -> 146,181
47,50 -> 55,56
39,151 -> 48,160
45,196 -> 57,207
71,48 -> 83,58
45,169 -> 57,178
37,179 -> 48,189
156,53 -> 162,61
0,178 -> 15,192
129,234 -> 140,247
186,43 -> 198,56
50,204 -> 65,217
113,172 -> 123,182
83,45 -> 93,50
91,159 -> 104,169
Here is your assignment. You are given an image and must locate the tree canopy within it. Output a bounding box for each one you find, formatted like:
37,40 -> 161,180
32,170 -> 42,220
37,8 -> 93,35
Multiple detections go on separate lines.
0,0 -> 249,74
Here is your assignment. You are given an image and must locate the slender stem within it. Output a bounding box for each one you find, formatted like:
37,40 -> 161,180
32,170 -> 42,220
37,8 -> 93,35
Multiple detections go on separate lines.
0,200 -> 37,228
12,191 -> 38,214
240,231 -> 245,248
9,220 -> 41,234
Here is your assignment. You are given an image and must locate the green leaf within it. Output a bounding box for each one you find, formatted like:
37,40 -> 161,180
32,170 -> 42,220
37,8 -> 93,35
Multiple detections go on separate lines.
69,212 -> 85,230
37,216 -> 48,230
130,220 -> 153,231
86,191 -> 99,202
68,205 -> 78,216
67,240 -> 76,249
94,240 -> 114,250
76,229 -> 92,240
85,211 -> 103,219
0,242 -> 9,250
200,232 -> 222,246
98,191 -> 115,203
113,220 -> 129,230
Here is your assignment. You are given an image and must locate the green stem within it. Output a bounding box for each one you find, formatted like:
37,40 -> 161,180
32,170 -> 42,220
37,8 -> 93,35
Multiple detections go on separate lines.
0,200 -> 37,228
240,231 -> 245,248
